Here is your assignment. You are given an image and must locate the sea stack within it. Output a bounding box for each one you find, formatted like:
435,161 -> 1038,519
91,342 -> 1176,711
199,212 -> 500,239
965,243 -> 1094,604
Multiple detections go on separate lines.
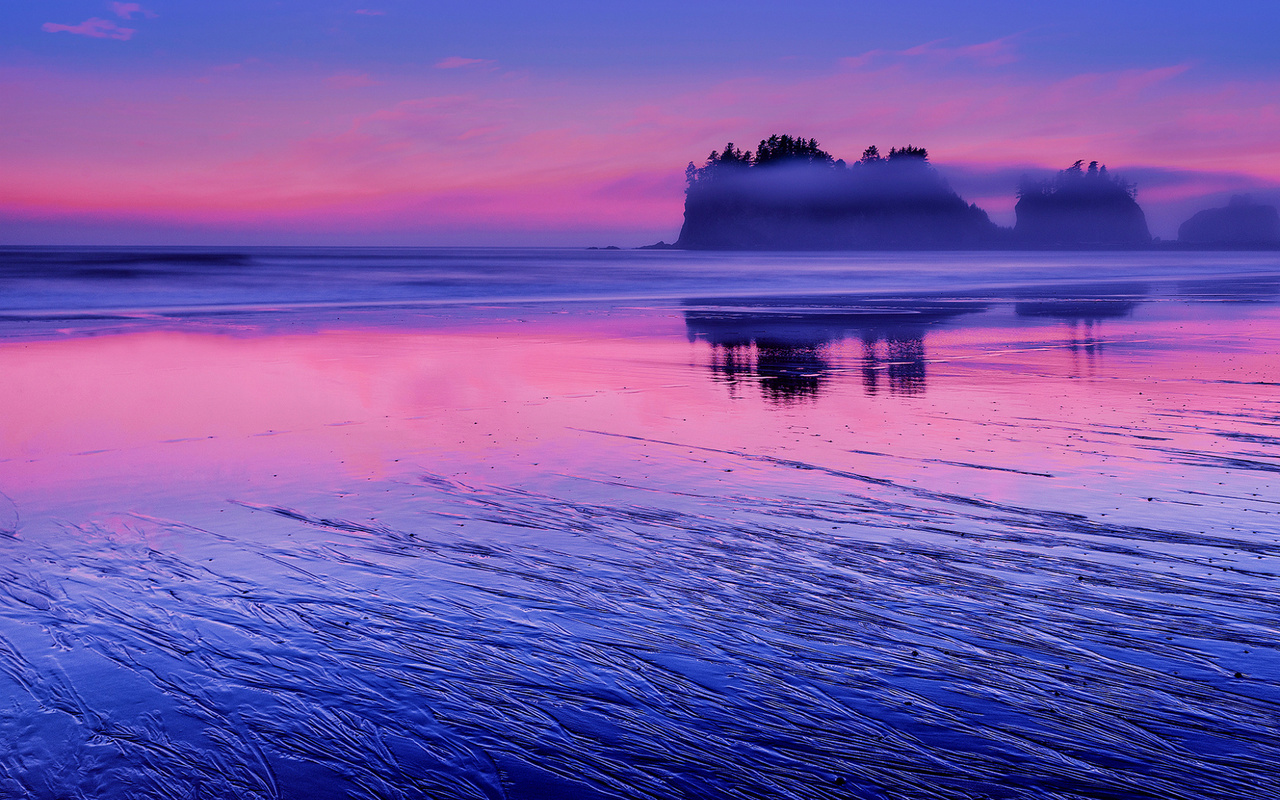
1178,196 -> 1280,245
675,136 -> 998,250
1014,161 -> 1150,246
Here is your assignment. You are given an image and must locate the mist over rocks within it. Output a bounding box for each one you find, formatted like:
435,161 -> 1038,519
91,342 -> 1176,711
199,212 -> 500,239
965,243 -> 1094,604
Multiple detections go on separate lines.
1013,161 -> 1151,246
675,136 -> 999,250
672,137 -> 1164,250
667,136 -> 1280,251
1178,195 -> 1280,245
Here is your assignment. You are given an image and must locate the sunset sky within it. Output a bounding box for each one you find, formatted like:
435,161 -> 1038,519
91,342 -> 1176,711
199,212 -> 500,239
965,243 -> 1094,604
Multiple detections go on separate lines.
4,1 -> 1279,245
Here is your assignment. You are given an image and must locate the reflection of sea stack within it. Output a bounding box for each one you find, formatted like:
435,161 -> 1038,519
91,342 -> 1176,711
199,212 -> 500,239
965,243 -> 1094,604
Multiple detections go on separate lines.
676,136 -> 998,250
683,297 -> 986,399
1014,161 -> 1150,246
860,333 -> 926,396
1014,282 -> 1148,321
1178,196 -> 1280,245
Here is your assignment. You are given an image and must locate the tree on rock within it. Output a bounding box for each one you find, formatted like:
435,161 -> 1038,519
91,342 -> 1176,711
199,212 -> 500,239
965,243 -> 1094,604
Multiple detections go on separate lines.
753,135 -> 834,167
677,134 -> 998,249
1014,161 -> 1150,246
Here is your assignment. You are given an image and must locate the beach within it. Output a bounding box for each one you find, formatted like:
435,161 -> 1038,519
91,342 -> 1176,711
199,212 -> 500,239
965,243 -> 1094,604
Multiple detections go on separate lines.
0,248 -> 1278,799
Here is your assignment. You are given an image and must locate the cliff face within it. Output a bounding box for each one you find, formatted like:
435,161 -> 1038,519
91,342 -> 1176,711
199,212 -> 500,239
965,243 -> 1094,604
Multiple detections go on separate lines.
1178,196 -> 1280,244
676,150 -> 999,250
1014,163 -> 1150,246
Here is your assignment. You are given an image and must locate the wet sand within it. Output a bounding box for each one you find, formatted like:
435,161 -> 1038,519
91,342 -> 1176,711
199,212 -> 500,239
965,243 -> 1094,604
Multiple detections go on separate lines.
0,251 -> 1278,798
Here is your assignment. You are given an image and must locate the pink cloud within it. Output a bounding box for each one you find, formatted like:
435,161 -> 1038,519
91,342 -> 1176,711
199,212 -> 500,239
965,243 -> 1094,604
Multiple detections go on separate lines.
326,72 -> 382,89
2,50 -> 1279,243
42,18 -> 135,40
953,37 -> 1021,67
110,3 -> 157,20
434,57 -> 494,70
1113,63 -> 1192,95
842,36 -> 1022,70
354,9 -> 386,15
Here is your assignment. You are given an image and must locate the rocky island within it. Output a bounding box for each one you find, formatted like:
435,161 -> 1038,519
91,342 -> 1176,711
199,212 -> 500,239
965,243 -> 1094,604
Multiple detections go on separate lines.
1013,160 -> 1150,246
1178,195 -> 1280,245
675,135 -> 998,249
663,134 -> 1279,251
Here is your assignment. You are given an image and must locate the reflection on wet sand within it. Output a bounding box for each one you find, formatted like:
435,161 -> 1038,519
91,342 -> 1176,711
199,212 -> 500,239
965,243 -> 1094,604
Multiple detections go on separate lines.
1013,283 -> 1149,378
3,263 -> 1280,800
685,281 -> 1220,398
684,299 -> 987,400
1175,275 -> 1280,302
704,340 -> 830,401
860,333 -> 927,396
1012,282 -> 1149,323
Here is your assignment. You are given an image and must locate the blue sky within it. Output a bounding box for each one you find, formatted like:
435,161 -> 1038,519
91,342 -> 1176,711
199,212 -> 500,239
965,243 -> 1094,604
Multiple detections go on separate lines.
10,2 -> 1280,74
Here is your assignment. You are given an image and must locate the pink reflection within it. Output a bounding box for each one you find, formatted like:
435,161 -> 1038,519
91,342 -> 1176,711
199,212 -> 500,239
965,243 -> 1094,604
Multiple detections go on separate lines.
0,324 -> 729,515
2,306 -> 1277,530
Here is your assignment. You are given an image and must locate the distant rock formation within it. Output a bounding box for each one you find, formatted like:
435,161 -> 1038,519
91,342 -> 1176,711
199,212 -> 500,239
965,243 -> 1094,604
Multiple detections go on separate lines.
1014,161 -> 1150,246
1178,196 -> 1280,245
675,136 -> 999,250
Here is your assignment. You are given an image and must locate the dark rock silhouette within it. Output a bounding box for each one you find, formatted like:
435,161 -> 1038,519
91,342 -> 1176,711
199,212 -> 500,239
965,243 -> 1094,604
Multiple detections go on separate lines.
1178,196 -> 1280,245
1014,161 -> 1150,246
676,135 -> 999,250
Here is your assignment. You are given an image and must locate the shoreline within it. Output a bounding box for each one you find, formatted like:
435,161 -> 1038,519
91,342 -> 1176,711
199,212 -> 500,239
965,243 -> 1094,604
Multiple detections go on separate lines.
641,240 -> 1280,252
4,241 -> 1280,253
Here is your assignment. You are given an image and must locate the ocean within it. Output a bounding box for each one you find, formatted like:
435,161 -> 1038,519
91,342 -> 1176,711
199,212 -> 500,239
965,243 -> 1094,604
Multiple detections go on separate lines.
0,246 -> 1278,799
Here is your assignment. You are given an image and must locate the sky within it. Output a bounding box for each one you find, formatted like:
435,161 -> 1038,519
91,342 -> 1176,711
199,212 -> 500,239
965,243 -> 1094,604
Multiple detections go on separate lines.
3,1 -> 1279,245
